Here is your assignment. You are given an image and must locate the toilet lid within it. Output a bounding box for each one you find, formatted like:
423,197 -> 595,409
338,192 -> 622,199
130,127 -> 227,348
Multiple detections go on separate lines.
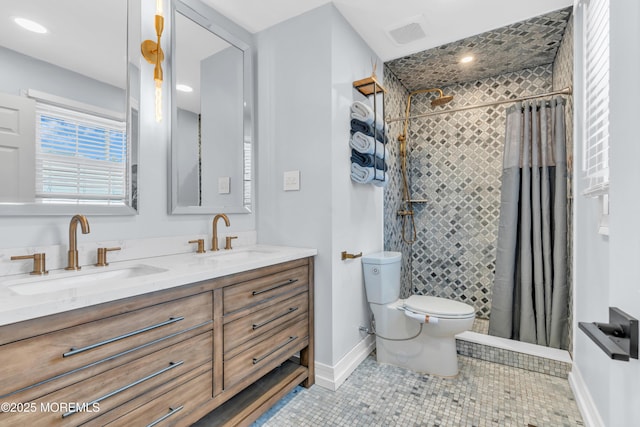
405,295 -> 475,319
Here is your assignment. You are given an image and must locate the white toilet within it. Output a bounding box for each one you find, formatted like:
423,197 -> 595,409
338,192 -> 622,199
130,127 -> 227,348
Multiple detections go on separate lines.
362,251 -> 475,377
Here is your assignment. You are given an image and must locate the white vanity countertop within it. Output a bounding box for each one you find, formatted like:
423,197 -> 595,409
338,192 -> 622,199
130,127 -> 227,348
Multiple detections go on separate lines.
0,245 -> 317,327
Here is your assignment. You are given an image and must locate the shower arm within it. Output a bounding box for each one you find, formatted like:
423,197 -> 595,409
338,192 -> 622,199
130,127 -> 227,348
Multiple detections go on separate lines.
400,88 -> 444,143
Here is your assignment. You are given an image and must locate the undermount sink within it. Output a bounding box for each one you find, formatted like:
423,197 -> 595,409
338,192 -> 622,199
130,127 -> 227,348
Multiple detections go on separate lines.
200,248 -> 277,262
6,264 -> 168,296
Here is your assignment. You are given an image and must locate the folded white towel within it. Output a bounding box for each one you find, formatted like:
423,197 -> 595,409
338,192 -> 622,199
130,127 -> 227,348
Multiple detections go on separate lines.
349,132 -> 389,160
350,101 -> 388,134
351,162 -> 388,185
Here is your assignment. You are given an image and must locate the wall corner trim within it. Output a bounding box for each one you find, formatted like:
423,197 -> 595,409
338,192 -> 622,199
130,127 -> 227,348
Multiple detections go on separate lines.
568,364 -> 606,427
314,334 -> 375,391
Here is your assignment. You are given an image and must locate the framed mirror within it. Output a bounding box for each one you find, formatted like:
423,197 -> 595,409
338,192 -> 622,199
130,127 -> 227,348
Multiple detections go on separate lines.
170,0 -> 253,214
0,0 -> 140,215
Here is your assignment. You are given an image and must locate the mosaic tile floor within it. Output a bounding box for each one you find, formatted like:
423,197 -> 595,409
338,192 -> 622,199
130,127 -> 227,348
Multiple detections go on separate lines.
251,355 -> 583,427
471,318 -> 490,335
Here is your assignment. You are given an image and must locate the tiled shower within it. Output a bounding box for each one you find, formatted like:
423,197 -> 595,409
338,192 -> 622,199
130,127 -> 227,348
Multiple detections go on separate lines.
383,8 -> 574,349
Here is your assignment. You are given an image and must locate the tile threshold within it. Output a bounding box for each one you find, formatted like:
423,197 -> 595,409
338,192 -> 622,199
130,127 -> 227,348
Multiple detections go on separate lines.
456,330 -> 572,364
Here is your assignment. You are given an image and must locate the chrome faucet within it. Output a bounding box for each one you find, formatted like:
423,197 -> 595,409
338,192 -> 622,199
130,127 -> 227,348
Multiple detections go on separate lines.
65,214 -> 91,270
211,214 -> 230,251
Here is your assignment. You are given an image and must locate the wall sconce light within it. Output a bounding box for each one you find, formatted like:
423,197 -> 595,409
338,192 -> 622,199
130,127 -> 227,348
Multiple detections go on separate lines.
141,0 -> 165,122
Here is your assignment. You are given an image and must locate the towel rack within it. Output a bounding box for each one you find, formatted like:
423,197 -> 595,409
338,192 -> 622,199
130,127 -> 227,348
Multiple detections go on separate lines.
353,70 -> 387,183
353,74 -> 387,96
341,251 -> 363,260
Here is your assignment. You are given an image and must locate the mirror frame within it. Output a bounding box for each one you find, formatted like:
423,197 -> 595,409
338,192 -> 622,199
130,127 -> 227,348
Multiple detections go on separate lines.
169,0 -> 253,215
0,0 -> 139,216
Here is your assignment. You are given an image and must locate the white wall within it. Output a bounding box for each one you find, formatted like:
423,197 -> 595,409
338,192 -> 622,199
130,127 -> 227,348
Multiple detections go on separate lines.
256,4 -> 384,374
201,47 -> 244,208
572,0 -> 640,425
606,0 -> 640,424
329,8 -> 384,364
255,4 -> 334,365
176,108 -> 200,206
0,47 -> 124,113
0,0 -> 255,250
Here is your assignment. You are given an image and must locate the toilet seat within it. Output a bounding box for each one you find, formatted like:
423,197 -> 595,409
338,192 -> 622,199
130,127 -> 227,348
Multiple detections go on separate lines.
404,295 -> 475,319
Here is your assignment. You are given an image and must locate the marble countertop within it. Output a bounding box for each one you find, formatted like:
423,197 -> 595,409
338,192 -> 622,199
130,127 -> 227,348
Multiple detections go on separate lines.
0,245 -> 317,327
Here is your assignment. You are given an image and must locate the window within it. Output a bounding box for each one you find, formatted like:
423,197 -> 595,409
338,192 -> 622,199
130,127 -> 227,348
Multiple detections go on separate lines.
35,103 -> 127,205
582,0 -> 610,197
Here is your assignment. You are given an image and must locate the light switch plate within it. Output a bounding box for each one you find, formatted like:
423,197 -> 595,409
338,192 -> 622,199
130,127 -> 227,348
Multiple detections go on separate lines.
284,170 -> 300,191
218,177 -> 230,194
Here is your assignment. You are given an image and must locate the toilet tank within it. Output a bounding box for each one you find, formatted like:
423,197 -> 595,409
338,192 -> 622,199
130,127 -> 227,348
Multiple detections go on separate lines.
361,251 -> 402,304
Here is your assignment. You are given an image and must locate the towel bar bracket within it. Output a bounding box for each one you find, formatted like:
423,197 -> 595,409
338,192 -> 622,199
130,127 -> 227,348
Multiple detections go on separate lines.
578,307 -> 638,361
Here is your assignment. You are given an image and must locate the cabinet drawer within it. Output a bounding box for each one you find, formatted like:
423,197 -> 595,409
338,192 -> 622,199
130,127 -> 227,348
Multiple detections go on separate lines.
224,314 -> 308,389
224,291 -> 308,354
1,332 -> 212,427
0,292 -> 212,400
102,371 -> 211,427
223,265 -> 308,315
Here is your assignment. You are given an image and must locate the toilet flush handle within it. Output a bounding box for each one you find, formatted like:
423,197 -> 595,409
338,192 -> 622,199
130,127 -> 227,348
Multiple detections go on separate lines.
404,309 -> 440,324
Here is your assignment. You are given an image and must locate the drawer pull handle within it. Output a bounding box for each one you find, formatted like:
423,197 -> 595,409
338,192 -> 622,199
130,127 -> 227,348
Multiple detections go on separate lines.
252,278 -> 298,296
252,307 -> 299,330
252,336 -> 298,365
63,317 -> 185,357
146,405 -> 184,427
62,361 -> 184,418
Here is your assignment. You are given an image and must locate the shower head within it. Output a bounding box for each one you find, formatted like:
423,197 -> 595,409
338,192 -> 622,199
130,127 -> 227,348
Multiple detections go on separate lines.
400,87 -> 454,152
431,94 -> 454,107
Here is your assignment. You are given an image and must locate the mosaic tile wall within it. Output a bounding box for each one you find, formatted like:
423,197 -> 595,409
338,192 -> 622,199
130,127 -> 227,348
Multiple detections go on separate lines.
553,14 -> 574,353
386,8 -> 572,92
382,67 -> 413,297
406,65 -> 554,318
383,14 -> 574,342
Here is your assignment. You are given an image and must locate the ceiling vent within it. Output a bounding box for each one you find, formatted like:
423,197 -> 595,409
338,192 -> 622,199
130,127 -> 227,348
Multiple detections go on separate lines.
387,17 -> 427,45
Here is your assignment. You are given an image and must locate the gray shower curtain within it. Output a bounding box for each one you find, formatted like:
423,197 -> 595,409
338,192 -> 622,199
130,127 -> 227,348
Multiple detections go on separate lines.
488,98 -> 568,349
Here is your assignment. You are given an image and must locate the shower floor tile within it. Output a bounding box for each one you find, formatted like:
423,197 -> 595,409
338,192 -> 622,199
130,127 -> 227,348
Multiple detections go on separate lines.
251,355 -> 583,427
472,318 -> 490,334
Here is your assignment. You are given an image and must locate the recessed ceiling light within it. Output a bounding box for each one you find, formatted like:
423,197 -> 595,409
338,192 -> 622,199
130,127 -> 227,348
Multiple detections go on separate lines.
460,55 -> 474,64
14,17 -> 47,34
176,84 -> 193,93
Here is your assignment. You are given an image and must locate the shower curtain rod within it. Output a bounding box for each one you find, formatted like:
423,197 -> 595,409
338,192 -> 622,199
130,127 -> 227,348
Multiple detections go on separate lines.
386,87 -> 572,123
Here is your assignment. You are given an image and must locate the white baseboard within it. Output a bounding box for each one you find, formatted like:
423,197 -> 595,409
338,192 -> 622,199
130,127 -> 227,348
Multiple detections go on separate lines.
569,365 -> 605,427
314,334 -> 375,391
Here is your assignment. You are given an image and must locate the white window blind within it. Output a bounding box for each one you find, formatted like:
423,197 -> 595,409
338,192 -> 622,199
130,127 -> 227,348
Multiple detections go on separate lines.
35,103 -> 127,204
582,0 -> 610,196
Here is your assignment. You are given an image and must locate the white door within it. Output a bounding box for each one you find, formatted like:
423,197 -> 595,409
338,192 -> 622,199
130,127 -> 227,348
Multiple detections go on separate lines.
0,93 -> 35,202
573,1 -> 640,425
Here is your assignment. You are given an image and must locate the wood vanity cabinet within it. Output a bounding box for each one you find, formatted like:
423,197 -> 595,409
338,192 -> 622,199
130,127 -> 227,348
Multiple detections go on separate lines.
0,257 -> 314,427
